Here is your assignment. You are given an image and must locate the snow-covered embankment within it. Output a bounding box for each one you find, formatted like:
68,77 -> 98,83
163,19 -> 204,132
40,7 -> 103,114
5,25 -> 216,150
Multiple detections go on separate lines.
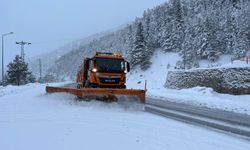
127,50 -> 250,115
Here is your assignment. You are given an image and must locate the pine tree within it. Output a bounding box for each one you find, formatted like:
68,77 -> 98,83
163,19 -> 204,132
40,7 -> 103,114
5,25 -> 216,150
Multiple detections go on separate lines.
199,17 -> 220,61
129,22 -> 151,70
160,5 -> 173,53
223,12 -> 237,54
233,3 -> 250,58
125,25 -> 134,61
6,55 -> 36,86
172,0 -> 185,48
178,17 -> 199,69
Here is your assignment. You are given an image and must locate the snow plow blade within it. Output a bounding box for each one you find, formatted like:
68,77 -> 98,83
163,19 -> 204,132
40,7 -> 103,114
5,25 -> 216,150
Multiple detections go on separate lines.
46,86 -> 146,103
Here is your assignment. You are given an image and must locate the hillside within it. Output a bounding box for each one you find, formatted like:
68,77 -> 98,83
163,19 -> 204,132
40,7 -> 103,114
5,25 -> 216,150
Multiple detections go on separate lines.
34,0 -> 249,80
29,24 -> 128,78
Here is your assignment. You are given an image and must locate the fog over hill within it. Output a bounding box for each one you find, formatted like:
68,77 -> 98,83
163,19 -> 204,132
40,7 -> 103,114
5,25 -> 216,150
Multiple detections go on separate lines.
31,0 -> 250,80
29,24 -> 128,78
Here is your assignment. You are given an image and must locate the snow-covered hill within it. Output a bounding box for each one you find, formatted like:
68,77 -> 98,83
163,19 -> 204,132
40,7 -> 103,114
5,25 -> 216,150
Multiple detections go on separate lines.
29,24 -> 128,78
28,0 -> 250,80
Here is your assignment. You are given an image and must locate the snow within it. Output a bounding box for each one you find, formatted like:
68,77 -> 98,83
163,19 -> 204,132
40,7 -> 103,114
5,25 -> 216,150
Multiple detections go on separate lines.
127,49 -> 180,89
220,62 -> 250,68
199,54 -> 232,68
194,54 -> 250,69
127,49 -> 250,115
1,83 -> 250,150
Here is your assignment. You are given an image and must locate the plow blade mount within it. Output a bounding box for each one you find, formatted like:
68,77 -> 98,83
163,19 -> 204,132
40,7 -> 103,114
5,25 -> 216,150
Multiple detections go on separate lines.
46,86 -> 146,103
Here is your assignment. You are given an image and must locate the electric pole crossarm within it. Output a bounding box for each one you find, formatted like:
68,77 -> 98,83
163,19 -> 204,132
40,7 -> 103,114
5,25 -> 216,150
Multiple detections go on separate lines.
16,41 -> 31,62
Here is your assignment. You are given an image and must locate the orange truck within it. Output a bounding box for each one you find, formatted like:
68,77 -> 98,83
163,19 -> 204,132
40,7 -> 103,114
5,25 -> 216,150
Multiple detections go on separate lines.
46,52 -> 146,103
76,52 -> 130,89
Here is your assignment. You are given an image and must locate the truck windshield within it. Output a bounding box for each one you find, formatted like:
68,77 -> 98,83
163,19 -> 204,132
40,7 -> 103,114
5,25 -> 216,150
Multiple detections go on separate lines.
95,58 -> 124,73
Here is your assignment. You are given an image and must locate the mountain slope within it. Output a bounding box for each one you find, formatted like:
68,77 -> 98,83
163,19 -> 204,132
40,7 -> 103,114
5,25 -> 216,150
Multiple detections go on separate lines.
37,0 -> 249,79
29,24 -> 129,78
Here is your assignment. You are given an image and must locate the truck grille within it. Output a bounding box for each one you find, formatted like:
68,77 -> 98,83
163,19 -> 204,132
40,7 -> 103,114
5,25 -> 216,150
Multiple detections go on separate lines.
99,77 -> 121,84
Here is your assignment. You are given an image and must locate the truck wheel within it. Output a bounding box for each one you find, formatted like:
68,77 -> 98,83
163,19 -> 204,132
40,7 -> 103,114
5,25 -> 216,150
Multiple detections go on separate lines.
76,84 -> 81,89
85,80 -> 91,88
85,80 -> 99,88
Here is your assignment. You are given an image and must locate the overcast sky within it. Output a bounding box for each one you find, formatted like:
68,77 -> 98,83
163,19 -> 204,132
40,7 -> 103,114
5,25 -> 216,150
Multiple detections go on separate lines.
1,0 -> 166,67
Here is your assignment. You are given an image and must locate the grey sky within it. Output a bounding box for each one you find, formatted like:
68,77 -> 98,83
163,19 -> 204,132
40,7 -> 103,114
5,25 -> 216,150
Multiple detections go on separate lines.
1,0 -> 166,66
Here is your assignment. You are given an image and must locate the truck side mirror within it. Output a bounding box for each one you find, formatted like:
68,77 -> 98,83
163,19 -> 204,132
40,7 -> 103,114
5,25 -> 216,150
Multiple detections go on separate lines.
127,62 -> 130,72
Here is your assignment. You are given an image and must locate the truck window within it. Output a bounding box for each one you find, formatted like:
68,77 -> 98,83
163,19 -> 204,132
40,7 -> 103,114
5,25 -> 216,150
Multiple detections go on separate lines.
95,58 -> 124,73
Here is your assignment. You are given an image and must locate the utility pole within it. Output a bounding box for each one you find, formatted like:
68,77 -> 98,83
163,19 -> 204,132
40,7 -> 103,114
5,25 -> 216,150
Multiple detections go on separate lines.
16,41 -> 31,62
1,32 -> 14,84
39,58 -> 42,82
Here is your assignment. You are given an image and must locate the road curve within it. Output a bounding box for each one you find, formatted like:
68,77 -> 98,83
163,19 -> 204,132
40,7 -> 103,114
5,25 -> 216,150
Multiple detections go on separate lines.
145,98 -> 250,139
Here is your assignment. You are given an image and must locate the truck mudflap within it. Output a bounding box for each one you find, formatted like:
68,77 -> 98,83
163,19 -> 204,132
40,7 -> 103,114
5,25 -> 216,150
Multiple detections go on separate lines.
46,86 -> 146,103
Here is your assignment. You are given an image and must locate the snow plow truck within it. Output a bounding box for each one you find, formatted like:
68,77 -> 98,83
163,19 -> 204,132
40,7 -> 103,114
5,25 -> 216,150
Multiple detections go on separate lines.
46,52 -> 146,103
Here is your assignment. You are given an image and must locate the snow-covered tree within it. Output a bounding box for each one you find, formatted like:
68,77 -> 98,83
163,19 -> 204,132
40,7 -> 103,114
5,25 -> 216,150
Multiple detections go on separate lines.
6,55 -> 36,86
178,15 -> 199,69
167,0 -> 185,52
125,25 -> 134,60
233,2 -> 250,58
129,22 -> 151,70
159,4 -> 174,53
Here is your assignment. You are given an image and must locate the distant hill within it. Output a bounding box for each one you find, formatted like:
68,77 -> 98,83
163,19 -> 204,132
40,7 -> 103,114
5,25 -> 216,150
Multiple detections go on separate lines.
29,24 -> 128,78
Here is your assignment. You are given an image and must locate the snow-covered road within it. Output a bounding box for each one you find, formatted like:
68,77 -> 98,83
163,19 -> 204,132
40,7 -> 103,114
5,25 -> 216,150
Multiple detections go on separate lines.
1,83 -> 250,150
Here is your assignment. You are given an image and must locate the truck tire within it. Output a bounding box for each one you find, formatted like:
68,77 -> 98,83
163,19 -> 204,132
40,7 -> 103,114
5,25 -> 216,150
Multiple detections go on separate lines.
85,80 -> 91,88
85,80 -> 98,88
76,84 -> 82,89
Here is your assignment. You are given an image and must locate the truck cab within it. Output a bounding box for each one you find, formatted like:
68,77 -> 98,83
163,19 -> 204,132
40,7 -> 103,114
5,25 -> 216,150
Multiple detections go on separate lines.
77,52 -> 130,88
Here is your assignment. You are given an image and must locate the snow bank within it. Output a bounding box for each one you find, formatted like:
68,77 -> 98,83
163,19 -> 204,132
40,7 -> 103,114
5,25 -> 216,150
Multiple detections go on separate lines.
0,82 -> 72,98
0,83 -> 40,97
127,50 -> 250,115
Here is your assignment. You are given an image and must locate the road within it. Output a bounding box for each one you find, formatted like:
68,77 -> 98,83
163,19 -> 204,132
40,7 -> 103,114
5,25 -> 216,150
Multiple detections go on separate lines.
145,98 -> 250,139
1,83 -> 250,150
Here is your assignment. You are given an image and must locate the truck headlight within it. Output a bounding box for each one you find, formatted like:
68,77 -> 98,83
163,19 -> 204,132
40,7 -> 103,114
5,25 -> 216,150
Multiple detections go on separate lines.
92,68 -> 98,72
